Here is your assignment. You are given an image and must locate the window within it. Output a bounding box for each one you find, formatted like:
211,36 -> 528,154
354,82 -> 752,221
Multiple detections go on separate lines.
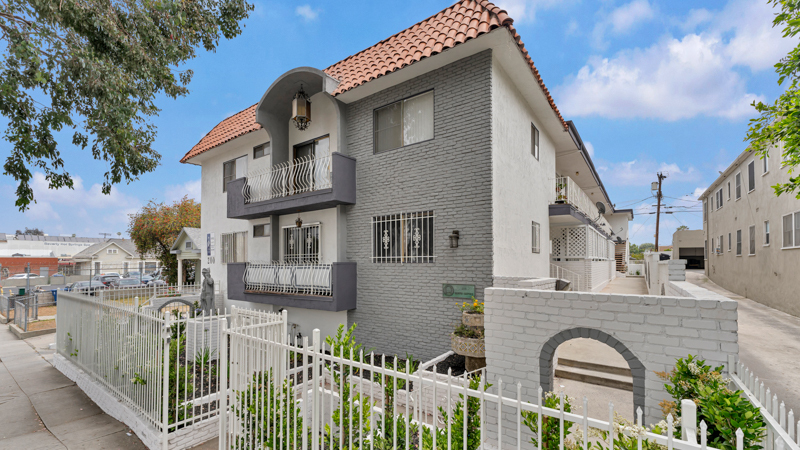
782,211 -> 800,249
736,230 -> 742,255
735,172 -> 742,199
749,225 -> 756,255
373,91 -> 434,153
284,224 -> 320,263
710,196 -> 714,211
716,189 -> 723,210
254,224 -> 270,238
703,200 -> 707,223
222,156 -> 247,192
254,142 -> 270,160
728,233 -> 731,252
748,161 -> 755,192
711,237 -> 715,254
220,231 -> 247,264
719,235 -> 723,254
727,181 -> 731,200
371,211 -> 435,263
107,248 -> 118,255
763,154 -> 769,174
764,221 -> 770,246
532,221 -> 541,253
531,124 -> 540,160
185,241 -> 192,250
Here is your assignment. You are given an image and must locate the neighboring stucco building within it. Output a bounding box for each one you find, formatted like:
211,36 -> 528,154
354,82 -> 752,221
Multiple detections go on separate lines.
672,229 -> 705,269
0,233 -> 106,258
72,239 -> 159,276
699,144 -> 800,316
181,0 -> 631,358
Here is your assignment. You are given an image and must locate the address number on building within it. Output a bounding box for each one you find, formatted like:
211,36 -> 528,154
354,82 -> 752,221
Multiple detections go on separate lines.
442,284 -> 475,299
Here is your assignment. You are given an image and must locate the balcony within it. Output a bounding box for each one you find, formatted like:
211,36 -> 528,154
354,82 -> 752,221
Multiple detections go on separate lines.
227,152 -> 356,220
227,261 -> 356,311
550,176 -> 613,234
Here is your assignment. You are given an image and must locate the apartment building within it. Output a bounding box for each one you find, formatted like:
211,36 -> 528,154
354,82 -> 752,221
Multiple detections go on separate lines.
181,0 -> 631,358
700,144 -> 800,316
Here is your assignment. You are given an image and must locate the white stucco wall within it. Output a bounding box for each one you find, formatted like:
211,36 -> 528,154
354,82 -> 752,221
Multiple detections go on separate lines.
286,92 -> 339,158
490,56 -> 554,278
277,208 -> 339,263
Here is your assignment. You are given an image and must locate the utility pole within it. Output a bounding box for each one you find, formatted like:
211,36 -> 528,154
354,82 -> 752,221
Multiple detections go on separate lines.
654,172 -> 668,251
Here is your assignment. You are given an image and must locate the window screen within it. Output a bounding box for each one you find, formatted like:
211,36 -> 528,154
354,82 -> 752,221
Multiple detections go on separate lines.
749,226 -> 755,255
736,230 -> 742,255
735,173 -> 741,199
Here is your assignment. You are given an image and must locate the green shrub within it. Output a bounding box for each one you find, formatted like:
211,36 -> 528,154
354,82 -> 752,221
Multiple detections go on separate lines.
521,391 -> 574,450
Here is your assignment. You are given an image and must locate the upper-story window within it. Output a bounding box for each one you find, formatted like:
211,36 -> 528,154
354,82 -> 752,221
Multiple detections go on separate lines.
749,225 -> 756,255
253,224 -> 269,238
727,181 -> 731,200
373,91 -> 434,153
222,156 -> 247,192
185,241 -> 192,250
763,153 -> 769,174
736,229 -> 742,255
107,248 -> 118,255
254,142 -> 270,160
735,172 -> 742,199
531,124 -> 540,160
221,231 -> 247,264
716,189 -> 723,210
747,161 -> 755,192
531,221 -> 541,253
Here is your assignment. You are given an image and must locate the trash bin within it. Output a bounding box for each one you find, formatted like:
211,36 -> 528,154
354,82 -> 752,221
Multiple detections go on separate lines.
51,289 -> 58,305
659,253 -> 671,261
18,288 -> 25,295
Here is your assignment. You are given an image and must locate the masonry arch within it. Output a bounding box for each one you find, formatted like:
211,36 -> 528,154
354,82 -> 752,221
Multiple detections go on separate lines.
157,299 -> 195,312
539,327 -> 646,418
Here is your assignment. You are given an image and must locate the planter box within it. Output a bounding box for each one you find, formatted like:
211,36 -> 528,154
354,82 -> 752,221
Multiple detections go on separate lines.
451,334 -> 485,358
461,311 -> 483,327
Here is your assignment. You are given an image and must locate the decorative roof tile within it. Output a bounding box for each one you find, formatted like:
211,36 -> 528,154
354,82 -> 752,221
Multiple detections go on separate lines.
182,0 -> 565,163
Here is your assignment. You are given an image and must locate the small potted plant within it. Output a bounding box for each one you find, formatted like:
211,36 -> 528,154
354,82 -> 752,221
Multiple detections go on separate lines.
555,182 -> 567,203
451,296 -> 486,371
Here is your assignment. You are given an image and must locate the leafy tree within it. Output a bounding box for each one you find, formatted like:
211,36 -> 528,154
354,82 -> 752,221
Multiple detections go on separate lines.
745,0 -> 800,198
128,196 -> 200,284
629,242 -> 640,254
15,227 -> 44,235
0,0 -> 253,211
639,243 -> 655,253
676,225 -> 689,232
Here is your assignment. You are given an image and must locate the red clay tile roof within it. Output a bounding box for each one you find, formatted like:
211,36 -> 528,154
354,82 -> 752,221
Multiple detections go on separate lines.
182,0 -> 566,163
181,104 -> 261,163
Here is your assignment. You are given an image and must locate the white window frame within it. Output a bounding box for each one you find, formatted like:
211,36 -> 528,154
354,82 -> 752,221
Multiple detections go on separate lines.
185,241 -> 192,250
283,223 -> 321,263
532,221 -> 541,253
727,181 -> 731,200
763,153 -> 769,175
728,232 -> 731,252
735,172 -> 742,200
107,248 -> 118,255
747,161 -> 756,193
531,124 -> 540,160
748,225 -> 756,256
371,211 -> 435,263
764,220 -> 770,246
373,90 -> 434,153
716,189 -> 723,210
718,235 -> 723,254
736,229 -> 742,256
782,210 -> 800,250
220,231 -> 247,264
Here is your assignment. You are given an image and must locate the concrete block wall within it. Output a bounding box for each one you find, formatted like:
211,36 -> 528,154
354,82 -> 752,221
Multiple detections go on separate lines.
483,287 -> 738,443
345,50 -> 495,360
645,253 -> 687,295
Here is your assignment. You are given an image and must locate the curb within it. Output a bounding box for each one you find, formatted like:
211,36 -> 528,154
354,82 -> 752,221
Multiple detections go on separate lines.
8,323 -> 56,339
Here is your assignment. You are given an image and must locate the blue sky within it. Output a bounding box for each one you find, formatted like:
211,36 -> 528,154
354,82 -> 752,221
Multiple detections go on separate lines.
0,0 -> 795,244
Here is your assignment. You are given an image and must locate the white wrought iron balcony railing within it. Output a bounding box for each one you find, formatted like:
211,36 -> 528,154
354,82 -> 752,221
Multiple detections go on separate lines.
243,261 -> 332,296
243,155 -> 332,204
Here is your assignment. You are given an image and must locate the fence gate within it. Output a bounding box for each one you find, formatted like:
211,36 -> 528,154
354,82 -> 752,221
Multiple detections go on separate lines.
219,307 -> 288,449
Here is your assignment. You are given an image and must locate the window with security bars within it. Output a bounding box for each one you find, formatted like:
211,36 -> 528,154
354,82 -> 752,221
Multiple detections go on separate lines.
372,211 -> 434,263
221,231 -> 247,264
283,224 -> 321,263
531,221 -> 541,253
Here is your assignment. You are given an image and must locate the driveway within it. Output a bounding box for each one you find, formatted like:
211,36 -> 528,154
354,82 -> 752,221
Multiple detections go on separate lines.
685,269 -> 800,413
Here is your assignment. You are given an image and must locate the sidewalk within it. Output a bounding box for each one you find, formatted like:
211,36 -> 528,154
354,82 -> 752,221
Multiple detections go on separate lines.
0,329 -> 147,449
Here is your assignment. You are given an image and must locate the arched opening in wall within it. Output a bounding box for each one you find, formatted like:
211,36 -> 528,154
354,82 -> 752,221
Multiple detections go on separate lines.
540,328 -> 645,420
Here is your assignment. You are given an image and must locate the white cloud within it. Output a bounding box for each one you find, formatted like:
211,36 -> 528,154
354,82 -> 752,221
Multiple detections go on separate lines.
295,5 -> 319,22
584,141 -> 595,157
597,159 -> 700,186
592,0 -> 655,49
691,187 -> 707,200
165,179 -> 201,203
493,0 -> 568,24
565,19 -> 579,36
557,33 -> 765,120
26,201 -> 60,221
557,0 -> 792,121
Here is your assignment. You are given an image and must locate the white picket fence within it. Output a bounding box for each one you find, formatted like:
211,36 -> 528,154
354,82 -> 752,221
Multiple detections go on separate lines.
728,355 -> 800,450
219,320 -> 752,450
56,290 -> 232,450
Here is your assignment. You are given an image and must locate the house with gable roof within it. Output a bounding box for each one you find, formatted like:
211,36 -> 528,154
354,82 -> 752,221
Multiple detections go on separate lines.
72,239 -> 160,276
181,0 -> 632,358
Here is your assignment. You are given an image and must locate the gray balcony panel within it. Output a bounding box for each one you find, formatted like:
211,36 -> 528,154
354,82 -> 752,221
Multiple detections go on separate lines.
227,262 -> 356,311
227,152 -> 356,220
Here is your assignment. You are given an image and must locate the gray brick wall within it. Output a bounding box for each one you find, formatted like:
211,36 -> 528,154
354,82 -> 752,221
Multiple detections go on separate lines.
344,50 -> 494,360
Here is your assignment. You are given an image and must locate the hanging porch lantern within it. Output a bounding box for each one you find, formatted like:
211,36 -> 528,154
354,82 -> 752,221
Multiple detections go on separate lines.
292,85 -> 312,131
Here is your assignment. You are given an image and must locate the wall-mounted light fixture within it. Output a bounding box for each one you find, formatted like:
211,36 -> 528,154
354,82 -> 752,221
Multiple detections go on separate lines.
291,85 -> 311,131
295,216 -> 303,228
449,230 -> 460,248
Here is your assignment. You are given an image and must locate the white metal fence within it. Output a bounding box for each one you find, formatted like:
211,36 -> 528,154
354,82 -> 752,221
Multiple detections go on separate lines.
243,261 -> 332,296
243,155 -> 332,204
56,289 -> 232,450
219,321 -> 748,450
728,355 -> 800,450
550,263 -> 585,291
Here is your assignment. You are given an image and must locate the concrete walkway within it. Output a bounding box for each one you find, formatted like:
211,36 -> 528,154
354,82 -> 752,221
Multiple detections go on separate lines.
601,275 -> 648,295
685,269 -> 800,414
0,330 -> 147,449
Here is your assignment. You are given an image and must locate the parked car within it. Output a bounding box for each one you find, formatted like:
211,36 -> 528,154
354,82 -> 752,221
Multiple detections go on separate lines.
66,281 -> 103,295
111,278 -> 144,288
123,271 -> 142,278
100,272 -> 121,278
91,275 -> 120,287
7,273 -> 43,280
146,276 -> 166,287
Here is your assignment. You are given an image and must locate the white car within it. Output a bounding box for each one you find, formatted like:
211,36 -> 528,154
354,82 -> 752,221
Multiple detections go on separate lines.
100,272 -> 121,278
7,273 -> 43,279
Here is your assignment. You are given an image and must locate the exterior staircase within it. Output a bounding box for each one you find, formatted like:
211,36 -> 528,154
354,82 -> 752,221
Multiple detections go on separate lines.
614,242 -> 627,273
